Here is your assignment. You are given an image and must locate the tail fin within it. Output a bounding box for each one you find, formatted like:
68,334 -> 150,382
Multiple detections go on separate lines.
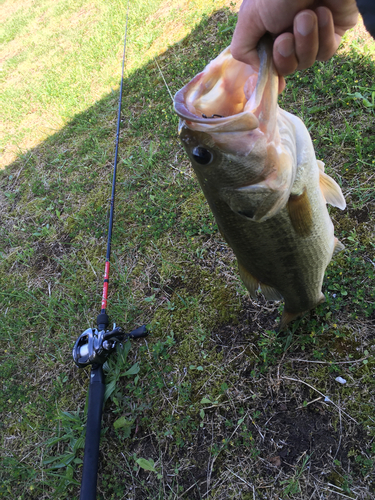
279,309 -> 303,331
279,293 -> 325,331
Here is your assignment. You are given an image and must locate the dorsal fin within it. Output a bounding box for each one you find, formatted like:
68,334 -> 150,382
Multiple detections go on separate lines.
319,171 -> 346,209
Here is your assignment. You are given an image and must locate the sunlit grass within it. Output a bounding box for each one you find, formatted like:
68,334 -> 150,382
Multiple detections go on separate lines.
1,0 -> 237,168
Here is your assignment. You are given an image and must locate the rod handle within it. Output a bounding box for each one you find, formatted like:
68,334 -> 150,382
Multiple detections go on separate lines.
80,365 -> 105,500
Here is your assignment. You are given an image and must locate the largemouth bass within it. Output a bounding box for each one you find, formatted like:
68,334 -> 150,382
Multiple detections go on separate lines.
173,38 -> 346,329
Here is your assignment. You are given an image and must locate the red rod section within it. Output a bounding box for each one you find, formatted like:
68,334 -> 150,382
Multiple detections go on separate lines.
101,261 -> 110,310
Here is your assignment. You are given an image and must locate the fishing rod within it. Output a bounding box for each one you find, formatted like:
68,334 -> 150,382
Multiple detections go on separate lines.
72,3 -> 148,498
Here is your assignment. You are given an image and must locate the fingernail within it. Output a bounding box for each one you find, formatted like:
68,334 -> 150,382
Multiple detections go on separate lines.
277,37 -> 294,58
296,12 -> 314,36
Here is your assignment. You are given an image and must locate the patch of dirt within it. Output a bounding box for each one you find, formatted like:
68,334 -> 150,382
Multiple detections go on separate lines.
32,234 -> 73,273
258,400 -> 365,473
351,205 -> 369,223
212,295 -> 280,352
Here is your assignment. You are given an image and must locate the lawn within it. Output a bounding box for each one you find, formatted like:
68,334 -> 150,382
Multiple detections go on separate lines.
1,0 -> 374,498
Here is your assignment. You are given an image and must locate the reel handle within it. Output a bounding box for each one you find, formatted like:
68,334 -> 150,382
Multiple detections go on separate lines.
127,324 -> 148,339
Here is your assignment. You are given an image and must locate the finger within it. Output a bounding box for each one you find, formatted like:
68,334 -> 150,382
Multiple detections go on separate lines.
294,10 -> 319,70
231,44 -> 261,71
273,33 -> 299,76
316,6 -> 341,60
323,0 -> 359,35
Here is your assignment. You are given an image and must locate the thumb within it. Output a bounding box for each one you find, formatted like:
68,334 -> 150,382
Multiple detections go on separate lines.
230,6 -> 266,69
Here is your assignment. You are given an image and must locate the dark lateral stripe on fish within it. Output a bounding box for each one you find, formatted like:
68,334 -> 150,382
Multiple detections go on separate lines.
287,188 -> 313,237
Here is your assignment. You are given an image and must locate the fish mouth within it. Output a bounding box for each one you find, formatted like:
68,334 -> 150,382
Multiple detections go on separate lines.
174,37 -> 279,135
174,47 -> 259,132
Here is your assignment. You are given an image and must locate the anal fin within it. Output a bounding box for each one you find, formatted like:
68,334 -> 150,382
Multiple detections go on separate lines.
319,171 -> 346,209
260,283 -> 283,301
238,263 -> 259,298
238,263 -> 283,301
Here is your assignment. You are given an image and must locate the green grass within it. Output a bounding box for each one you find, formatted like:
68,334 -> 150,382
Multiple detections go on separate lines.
1,1 -> 375,499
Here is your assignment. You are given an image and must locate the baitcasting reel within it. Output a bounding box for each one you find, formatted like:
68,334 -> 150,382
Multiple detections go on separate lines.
73,324 -> 148,368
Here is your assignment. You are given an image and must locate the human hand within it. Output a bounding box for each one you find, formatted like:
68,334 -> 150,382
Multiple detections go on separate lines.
231,0 -> 359,88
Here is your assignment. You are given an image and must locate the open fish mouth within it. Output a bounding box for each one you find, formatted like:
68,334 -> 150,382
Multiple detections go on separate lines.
174,39 -> 279,137
174,47 -> 258,130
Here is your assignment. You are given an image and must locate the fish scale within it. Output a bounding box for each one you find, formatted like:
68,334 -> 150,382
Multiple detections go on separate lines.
215,203 -> 328,309
174,37 -> 346,329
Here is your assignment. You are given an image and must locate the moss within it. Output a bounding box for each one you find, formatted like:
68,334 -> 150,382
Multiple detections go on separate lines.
356,223 -> 375,249
335,214 -> 357,235
18,197 -> 48,218
131,262 -> 243,441
150,266 -> 240,336
326,471 -> 347,488
179,191 -> 218,238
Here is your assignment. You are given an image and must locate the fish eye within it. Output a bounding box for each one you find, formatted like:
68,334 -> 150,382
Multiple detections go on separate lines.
192,146 -> 213,165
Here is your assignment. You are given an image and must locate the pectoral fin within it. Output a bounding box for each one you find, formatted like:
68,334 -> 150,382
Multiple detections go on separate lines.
319,171 -> 346,210
287,188 -> 313,237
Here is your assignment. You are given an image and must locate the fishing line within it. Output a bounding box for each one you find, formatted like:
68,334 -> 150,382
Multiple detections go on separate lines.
155,59 -> 174,102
